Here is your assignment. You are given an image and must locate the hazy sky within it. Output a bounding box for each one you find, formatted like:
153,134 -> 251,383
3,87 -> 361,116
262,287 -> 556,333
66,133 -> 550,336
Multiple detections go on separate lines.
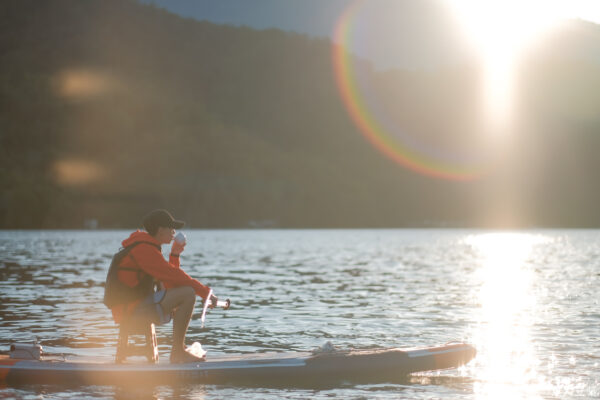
140,0 -> 351,38
139,0 -> 472,69
139,0 -> 600,70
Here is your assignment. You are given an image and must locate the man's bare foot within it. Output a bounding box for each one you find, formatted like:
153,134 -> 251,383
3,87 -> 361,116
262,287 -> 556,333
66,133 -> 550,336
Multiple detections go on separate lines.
170,349 -> 206,364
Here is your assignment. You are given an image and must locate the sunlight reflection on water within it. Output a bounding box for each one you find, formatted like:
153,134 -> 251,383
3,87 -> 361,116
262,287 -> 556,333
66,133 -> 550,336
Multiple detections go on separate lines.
466,233 -> 549,399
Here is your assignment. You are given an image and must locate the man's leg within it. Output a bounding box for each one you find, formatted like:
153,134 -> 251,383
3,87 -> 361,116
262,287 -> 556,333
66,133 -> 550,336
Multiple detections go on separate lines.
159,286 -> 201,361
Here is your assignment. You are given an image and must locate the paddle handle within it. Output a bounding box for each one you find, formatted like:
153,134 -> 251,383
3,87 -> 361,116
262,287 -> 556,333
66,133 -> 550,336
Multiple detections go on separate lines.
214,298 -> 230,310
200,290 -> 231,328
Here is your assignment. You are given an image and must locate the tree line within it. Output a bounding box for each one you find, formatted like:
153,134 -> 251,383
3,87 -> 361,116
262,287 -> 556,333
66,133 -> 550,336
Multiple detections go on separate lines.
1,0 -> 600,228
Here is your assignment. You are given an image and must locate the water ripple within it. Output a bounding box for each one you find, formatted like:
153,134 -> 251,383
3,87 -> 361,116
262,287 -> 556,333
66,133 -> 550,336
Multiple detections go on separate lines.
0,229 -> 598,399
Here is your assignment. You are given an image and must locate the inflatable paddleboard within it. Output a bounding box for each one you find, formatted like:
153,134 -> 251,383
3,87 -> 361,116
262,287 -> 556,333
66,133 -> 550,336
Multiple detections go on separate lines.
0,343 -> 476,386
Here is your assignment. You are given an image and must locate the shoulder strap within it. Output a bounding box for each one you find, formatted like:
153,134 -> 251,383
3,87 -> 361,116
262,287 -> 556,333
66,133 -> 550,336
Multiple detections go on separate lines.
125,241 -> 161,252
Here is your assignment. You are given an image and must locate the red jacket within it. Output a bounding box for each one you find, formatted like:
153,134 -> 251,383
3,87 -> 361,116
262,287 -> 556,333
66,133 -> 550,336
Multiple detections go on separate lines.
111,230 -> 210,323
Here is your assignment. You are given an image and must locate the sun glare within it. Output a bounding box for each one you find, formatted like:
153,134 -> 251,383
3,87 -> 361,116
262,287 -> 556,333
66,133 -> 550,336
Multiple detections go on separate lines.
446,0 -> 562,128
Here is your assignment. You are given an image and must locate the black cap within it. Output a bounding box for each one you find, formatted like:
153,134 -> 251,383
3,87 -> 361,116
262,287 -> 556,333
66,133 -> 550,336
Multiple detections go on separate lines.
143,209 -> 185,233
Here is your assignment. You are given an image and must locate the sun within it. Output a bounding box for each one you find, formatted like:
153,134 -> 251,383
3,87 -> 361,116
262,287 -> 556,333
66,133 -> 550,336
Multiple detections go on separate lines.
449,0 -> 559,51
446,0 -> 562,127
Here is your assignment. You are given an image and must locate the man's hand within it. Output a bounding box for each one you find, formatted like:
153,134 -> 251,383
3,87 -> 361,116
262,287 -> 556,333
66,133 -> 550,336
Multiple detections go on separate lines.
209,294 -> 218,309
171,240 -> 185,256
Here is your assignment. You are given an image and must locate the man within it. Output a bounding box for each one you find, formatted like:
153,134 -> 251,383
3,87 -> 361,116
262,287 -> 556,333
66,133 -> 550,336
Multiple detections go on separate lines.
110,209 -> 216,363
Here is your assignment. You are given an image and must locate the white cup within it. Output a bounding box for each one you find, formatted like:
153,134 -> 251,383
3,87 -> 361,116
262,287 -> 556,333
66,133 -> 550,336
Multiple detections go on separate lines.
174,232 -> 187,245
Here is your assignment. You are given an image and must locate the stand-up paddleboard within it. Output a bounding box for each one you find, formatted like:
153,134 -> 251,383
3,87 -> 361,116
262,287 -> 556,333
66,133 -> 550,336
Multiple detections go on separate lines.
0,343 -> 476,386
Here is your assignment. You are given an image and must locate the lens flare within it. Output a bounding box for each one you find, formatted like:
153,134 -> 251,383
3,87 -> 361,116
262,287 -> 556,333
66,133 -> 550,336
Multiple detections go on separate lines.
58,69 -> 115,99
53,159 -> 106,186
332,0 -> 488,181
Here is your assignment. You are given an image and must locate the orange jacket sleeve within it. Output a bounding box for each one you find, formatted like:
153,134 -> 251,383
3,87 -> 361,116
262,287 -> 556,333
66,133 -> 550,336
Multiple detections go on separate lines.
129,243 -> 211,300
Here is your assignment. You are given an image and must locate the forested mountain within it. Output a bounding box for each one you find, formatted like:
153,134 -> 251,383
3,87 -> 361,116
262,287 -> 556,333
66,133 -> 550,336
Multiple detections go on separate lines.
1,0 -> 600,228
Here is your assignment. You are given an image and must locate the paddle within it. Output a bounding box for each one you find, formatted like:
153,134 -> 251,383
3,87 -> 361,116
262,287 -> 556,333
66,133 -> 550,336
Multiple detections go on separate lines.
174,232 -> 230,327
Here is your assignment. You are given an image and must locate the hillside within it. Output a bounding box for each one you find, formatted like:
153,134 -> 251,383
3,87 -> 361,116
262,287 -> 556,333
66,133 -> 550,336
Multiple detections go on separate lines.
1,1 -> 600,228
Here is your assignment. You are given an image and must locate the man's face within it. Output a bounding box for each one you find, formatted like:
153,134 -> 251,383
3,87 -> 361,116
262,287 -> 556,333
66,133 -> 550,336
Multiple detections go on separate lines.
155,226 -> 175,244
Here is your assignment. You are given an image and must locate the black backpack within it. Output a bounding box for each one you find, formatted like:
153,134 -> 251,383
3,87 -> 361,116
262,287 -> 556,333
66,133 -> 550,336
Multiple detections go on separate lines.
103,242 -> 160,309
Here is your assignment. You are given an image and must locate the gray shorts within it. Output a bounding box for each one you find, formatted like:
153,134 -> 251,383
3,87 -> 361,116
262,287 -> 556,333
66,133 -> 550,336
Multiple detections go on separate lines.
132,289 -> 172,325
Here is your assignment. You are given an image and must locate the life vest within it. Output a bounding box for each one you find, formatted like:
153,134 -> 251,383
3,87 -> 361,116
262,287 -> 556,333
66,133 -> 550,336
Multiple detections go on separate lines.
103,242 -> 161,309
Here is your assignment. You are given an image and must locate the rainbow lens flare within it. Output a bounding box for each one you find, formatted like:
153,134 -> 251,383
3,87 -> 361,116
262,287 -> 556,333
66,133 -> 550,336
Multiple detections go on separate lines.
332,0 -> 488,181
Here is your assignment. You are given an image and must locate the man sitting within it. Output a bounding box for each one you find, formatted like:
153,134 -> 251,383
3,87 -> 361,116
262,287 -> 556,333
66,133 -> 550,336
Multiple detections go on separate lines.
109,209 -> 216,363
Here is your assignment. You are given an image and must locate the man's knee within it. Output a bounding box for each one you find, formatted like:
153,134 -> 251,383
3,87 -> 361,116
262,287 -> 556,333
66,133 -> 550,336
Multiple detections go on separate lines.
170,286 -> 196,305
161,286 -> 196,312
180,286 -> 196,303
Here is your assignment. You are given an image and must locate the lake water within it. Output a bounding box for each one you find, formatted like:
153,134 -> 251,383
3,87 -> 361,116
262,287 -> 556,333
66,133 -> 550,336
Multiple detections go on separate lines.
0,229 -> 598,399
